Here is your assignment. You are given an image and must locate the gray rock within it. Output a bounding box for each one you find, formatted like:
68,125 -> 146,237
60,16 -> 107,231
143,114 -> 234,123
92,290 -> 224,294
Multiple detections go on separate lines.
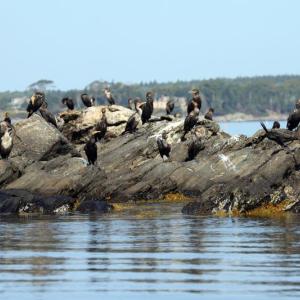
77,198 -> 113,213
10,114 -> 80,170
2,108 -> 300,216
0,189 -> 74,214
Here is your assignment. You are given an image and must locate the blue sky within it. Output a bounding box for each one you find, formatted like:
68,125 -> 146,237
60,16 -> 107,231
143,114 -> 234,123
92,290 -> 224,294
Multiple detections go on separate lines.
0,0 -> 299,90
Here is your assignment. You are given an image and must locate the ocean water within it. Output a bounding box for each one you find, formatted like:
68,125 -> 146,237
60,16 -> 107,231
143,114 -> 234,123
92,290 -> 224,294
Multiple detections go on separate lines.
220,120 -> 286,137
0,202 -> 300,300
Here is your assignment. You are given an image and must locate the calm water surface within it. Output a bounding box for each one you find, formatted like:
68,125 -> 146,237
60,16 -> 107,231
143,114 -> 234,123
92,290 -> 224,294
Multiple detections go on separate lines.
1,202 -> 300,300
220,120 -> 286,136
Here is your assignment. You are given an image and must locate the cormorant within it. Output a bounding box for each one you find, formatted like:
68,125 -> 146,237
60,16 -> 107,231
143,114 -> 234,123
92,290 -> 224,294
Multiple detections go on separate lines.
187,88 -> 202,114
3,112 -> 11,125
104,88 -> 116,105
157,131 -> 171,162
287,109 -> 300,131
272,121 -> 280,129
261,122 -> 293,147
295,99 -> 300,110
81,93 -> 95,108
166,100 -> 175,115
181,108 -> 200,141
27,91 -> 45,118
186,127 -> 205,161
123,99 -> 142,134
141,91 -> 154,124
0,121 -> 13,159
62,97 -> 74,110
204,108 -> 214,121
94,108 -> 107,141
39,102 -> 58,128
84,135 -> 97,165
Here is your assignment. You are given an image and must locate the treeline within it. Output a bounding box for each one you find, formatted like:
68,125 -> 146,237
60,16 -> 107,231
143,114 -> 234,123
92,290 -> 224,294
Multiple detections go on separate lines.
1,75 -> 300,115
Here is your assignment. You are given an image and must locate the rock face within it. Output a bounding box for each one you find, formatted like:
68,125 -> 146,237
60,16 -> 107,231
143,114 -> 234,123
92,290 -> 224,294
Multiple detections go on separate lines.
59,106 -> 134,143
0,189 -> 75,214
1,105 -> 300,215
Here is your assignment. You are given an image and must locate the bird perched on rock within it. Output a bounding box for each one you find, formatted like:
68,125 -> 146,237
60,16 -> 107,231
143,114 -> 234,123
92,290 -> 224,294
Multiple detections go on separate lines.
39,102 -> 58,128
62,97 -> 74,110
166,100 -> 175,115
81,93 -> 95,108
27,91 -> 45,118
272,121 -> 280,129
103,87 -> 116,105
157,131 -> 171,162
3,112 -> 11,125
260,122 -> 297,147
287,109 -> 300,131
186,127 -> 205,161
204,108 -> 214,121
93,108 -> 107,141
123,99 -> 142,134
181,108 -> 200,141
187,88 -> 202,114
84,135 -> 97,165
141,92 -> 154,124
0,121 -> 13,159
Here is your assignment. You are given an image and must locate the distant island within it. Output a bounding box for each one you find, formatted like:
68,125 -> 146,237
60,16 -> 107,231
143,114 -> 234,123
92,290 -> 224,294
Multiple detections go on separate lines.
1,75 -> 299,120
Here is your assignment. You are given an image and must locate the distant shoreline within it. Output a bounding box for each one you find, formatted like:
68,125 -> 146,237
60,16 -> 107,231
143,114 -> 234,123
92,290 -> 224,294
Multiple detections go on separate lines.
214,112 -> 288,122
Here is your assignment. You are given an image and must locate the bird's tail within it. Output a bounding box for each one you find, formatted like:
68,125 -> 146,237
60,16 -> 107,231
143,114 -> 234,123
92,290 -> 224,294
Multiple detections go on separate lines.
260,122 -> 269,133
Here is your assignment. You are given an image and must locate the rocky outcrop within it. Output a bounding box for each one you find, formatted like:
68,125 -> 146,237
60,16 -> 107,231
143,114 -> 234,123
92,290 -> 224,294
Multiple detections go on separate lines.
0,189 -> 74,214
1,105 -> 300,216
77,198 -> 114,213
0,189 -> 112,214
59,106 -> 133,143
10,114 -> 80,170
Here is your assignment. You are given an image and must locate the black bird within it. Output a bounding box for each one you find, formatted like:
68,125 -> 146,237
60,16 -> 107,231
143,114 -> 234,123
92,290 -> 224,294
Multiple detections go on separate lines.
187,88 -> 202,114
204,108 -> 214,121
157,131 -> 171,162
186,128 -> 205,161
39,102 -> 58,128
104,88 -> 116,105
260,122 -> 295,148
3,112 -> 11,125
166,100 -> 175,115
27,91 -> 45,118
295,99 -> 300,110
62,97 -> 74,110
141,92 -> 154,124
187,100 -> 198,115
84,135 -> 97,165
123,99 -> 142,134
94,108 -> 107,141
81,93 -> 95,108
272,121 -> 280,129
181,108 -> 200,141
0,121 -> 13,159
287,109 -> 300,131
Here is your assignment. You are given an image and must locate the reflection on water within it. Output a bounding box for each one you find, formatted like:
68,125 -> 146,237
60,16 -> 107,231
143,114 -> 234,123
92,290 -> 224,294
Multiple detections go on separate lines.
0,202 -> 300,300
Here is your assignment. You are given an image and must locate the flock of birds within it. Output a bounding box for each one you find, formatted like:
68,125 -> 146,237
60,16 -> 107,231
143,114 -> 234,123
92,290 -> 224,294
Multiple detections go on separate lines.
1,87 -> 300,166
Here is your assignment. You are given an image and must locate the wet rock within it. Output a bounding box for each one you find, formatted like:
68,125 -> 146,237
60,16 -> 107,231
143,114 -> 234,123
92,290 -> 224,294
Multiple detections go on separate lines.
0,189 -> 74,214
77,198 -> 113,213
